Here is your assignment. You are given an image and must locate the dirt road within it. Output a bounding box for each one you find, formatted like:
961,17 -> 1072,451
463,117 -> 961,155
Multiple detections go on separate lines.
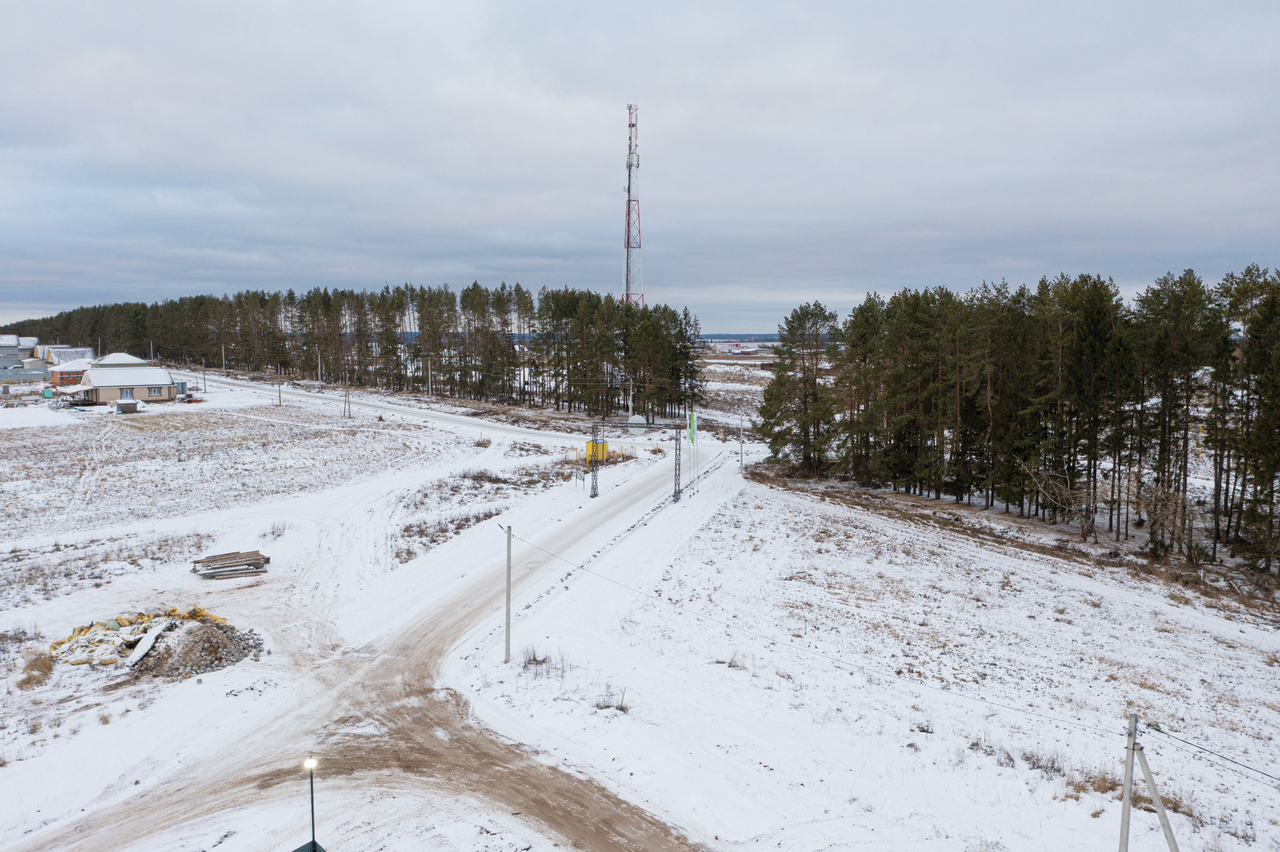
6,436 -> 724,852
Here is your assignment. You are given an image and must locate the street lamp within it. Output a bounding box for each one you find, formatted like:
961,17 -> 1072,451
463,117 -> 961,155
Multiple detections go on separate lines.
304,756 -> 318,852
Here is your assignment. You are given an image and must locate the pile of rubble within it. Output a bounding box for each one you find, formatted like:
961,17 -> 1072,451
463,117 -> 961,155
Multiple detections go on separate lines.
134,618 -> 263,680
47,606 -> 262,678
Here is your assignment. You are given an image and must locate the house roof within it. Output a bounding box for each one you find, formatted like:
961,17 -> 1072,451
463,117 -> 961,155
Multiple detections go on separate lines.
49,347 -> 95,365
50,359 -> 96,373
0,335 -> 19,348
83,367 -> 174,388
95,352 -> 150,366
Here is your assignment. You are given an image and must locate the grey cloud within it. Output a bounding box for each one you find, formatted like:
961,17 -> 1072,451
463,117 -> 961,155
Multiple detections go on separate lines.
1,2 -> 1278,327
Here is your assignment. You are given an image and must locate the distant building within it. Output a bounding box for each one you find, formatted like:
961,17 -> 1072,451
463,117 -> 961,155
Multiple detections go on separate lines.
78,366 -> 176,404
49,358 -> 96,387
0,335 -> 48,379
47,347 -> 95,366
94,352 -> 151,368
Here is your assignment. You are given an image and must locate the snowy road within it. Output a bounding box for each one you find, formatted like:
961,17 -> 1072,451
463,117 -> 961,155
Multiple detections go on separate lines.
3,410 -> 728,851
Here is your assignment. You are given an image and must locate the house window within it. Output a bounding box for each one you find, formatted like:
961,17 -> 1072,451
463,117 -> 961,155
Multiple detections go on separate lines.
120,388 -> 134,400
148,387 -> 163,397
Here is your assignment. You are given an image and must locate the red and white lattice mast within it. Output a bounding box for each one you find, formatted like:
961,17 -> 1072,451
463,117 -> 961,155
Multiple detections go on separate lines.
624,103 -> 644,308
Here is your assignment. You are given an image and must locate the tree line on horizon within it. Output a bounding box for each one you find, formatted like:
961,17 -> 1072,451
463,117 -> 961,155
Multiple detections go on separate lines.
2,283 -> 704,420
759,266 -> 1280,574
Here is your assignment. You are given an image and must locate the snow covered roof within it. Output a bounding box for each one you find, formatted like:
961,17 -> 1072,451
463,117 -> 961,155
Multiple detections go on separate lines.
19,337 -> 38,348
0,335 -> 19,348
83,367 -> 174,388
95,352 -> 150,366
49,347 -> 95,365
49,359 -> 96,373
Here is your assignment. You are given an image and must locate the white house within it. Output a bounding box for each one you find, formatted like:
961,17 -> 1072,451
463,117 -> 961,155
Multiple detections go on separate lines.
78,365 -> 177,404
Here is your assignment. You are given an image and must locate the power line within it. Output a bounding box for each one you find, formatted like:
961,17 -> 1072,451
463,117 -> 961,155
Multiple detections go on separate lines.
503,528 -> 1123,741
1141,724 -> 1280,789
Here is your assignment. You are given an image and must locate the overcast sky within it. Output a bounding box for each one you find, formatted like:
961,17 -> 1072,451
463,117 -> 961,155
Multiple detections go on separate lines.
2,2 -> 1278,330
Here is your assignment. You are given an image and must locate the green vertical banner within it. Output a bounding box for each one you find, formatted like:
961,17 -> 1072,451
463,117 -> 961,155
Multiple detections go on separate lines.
688,411 -> 696,444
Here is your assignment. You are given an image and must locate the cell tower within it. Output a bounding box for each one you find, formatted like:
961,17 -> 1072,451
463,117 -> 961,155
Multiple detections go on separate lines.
624,103 -> 644,308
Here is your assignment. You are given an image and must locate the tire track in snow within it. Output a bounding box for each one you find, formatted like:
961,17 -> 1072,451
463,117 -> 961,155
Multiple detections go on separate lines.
5,439 -> 726,852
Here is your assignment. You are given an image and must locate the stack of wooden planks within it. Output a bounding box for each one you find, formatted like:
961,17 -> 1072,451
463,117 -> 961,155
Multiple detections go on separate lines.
191,550 -> 270,580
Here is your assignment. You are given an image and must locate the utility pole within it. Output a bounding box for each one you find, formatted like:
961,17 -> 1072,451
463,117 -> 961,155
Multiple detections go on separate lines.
1119,713 -> 1136,852
505,525 -> 512,664
1134,743 -> 1181,852
1118,714 -> 1181,852
623,104 -> 644,309
673,428 -> 682,503
590,426 -> 602,493
689,411 -> 697,494
739,410 -> 744,473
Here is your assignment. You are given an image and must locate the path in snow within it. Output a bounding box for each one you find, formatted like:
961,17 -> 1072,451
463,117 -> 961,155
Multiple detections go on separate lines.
3,415 -> 728,851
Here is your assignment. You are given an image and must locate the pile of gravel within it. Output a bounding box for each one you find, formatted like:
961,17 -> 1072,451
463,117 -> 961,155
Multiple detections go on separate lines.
134,617 -> 263,681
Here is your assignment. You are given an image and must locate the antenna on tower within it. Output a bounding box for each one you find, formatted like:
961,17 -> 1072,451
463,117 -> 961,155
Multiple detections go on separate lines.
624,103 -> 644,308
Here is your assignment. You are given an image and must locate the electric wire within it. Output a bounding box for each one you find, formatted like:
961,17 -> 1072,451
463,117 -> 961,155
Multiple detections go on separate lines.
497,466 -> 1278,797
502,525 -> 1123,741
1140,724 -> 1280,788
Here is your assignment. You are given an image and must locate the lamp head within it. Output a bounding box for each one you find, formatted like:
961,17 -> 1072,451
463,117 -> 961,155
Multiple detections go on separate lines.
304,757 -> 317,770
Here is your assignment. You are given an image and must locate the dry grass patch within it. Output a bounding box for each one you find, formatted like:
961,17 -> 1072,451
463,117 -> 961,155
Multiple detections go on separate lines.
17,653 -> 53,690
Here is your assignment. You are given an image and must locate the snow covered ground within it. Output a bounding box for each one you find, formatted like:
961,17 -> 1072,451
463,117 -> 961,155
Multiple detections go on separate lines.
1,379 -> 1277,852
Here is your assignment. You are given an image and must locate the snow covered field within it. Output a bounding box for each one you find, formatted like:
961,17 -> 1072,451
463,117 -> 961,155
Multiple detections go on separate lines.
1,381 -> 1277,852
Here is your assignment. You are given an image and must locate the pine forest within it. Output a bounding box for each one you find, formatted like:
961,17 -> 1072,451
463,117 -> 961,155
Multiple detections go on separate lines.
2,283 -> 704,421
759,266 -> 1280,574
